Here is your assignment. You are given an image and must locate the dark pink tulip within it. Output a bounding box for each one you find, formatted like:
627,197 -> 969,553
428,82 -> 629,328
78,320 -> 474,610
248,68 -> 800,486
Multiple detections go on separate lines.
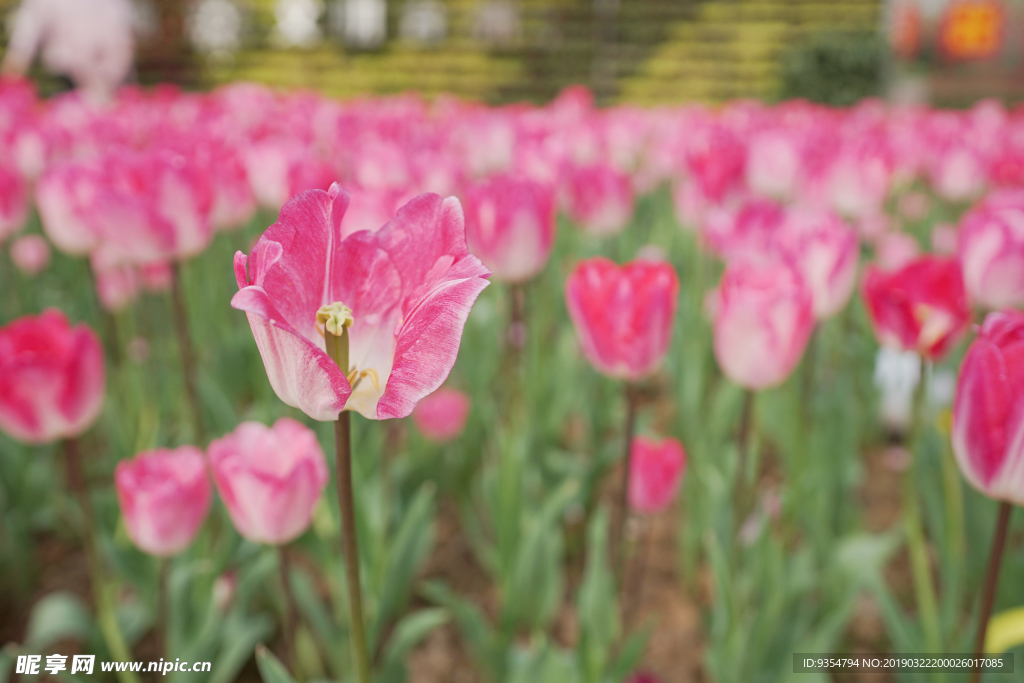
10,234 -> 51,276
862,256 -> 971,360
232,184 -> 490,421
712,262 -> 814,390
952,311 -> 1024,503
629,436 -> 686,514
958,190 -> 1024,310
463,174 -> 556,283
115,447 -> 212,557
565,257 -> 679,380
208,418 -> 329,545
412,387 -> 470,442
0,163 -> 28,243
0,310 -> 105,444
561,162 -> 635,236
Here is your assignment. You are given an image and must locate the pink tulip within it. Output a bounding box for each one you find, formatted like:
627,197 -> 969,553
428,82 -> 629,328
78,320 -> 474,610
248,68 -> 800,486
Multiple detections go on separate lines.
627,674 -> 663,683
35,161 -> 101,256
712,262 -> 814,390
91,253 -> 141,312
862,256 -> 970,360
560,162 -> 635,236
952,311 -> 1024,504
874,231 -> 921,271
628,436 -> 686,514
746,130 -> 802,200
412,387 -> 470,442
10,234 -> 51,276
0,163 -> 28,243
781,208 -> 859,319
958,190 -> 1024,310
115,447 -> 212,556
0,310 -> 105,444
564,257 -> 679,380
232,184 -> 490,421
208,418 -> 329,545
463,174 -> 556,283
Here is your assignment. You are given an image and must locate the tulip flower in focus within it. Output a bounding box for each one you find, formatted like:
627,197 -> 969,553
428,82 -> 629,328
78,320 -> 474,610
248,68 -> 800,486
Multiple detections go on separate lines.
712,261 -> 815,390
565,257 -> 679,380
862,256 -> 971,360
232,183 -> 490,421
0,310 -> 105,444
463,174 -> 556,283
561,162 -> 635,236
114,447 -> 212,556
628,436 -> 686,514
10,234 -> 51,276
952,311 -> 1024,504
208,418 -> 329,545
958,190 -> 1024,310
0,162 -> 28,243
413,387 -> 470,442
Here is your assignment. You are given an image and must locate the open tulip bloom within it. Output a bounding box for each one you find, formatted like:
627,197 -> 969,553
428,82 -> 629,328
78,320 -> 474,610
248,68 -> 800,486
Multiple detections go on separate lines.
232,183 -> 490,421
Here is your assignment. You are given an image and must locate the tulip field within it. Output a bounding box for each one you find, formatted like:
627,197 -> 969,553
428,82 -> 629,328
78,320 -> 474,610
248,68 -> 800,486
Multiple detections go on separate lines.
3,78 -> 1024,683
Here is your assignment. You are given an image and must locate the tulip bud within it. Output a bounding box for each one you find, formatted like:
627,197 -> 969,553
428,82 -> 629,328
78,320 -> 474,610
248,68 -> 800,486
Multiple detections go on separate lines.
712,261 -> 814,390
115,447 -> 212,557
628,436 -> 686,514
10,234 -> 51,276
952,311 -> 1024,504
412,387 -> 470,442
463,174 -> 556,283
958,190 -> 1024,310
565,256 -> 679,380
0,310 -> 105,444
862,256 -> 971,360
208,418 -> 330,545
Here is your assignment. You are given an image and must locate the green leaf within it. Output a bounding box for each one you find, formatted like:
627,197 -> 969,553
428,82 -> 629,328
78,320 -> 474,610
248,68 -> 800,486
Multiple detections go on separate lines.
985,607 -> 1024,654
255,644 -> 298,683
25,592 -> 94,650
576,509 -> 618,683
382,608 -> 449,664
208,614 -> 275,683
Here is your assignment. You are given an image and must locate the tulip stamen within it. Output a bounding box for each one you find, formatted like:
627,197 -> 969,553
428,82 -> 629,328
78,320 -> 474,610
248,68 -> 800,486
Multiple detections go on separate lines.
346,368 -> 380,392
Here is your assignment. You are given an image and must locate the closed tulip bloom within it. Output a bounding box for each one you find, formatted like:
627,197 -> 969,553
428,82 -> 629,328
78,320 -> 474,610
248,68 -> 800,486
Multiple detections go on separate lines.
782,208 -> 859,319
208,418 -> 329,545
463,174 -> 556,283
565,257 -> 679,380
0,310 -> 105,444
952,311 -> 1024,504
10,234 -> 51,276
958,190 -> 1024,310
862,256 -> 970,360
629,436 -> 686,514
232,183 -> 490,421
412,387 -> 470,442
561,162 -> 635,236
713,262 -> 814,390
36,161 -> 101,255
115,447 -> 212,556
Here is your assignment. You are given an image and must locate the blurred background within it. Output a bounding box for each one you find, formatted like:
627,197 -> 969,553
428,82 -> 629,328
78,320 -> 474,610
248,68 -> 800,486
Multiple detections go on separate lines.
8,0 -> 1016,106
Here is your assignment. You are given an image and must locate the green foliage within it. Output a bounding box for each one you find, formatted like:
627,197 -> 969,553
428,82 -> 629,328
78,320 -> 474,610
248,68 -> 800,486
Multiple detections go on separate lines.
779,30 -> 883,106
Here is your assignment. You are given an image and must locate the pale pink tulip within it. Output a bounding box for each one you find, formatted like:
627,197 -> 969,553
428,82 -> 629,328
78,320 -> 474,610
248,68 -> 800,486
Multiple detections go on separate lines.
232,184 -> 490,421
565,257 -> 679,380
0,310 -> 105,444
412,387 -> 470,442
208,418 -> 329,545
712,262 -> 814,390
958,190 -> 1024,310
629,436 -> 686,514
781,208 -> 859,319
463,174 -> 556,283
10,234 -> 51,275
115,447 -> 211,556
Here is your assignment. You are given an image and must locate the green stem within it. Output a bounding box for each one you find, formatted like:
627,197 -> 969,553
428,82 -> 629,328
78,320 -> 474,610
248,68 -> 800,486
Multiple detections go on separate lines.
278,548 -> 301,682
333,411 -> 371,683
64,438 -> 140,683
615,384 -> 638,588
733,389 -> 756,531
970,502 -> 1012,683
170,262 -> 204,442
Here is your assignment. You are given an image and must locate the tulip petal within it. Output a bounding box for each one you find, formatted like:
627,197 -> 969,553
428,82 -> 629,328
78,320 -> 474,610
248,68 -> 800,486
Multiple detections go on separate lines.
953,337 -> 1010,491
232,286 -> 351,421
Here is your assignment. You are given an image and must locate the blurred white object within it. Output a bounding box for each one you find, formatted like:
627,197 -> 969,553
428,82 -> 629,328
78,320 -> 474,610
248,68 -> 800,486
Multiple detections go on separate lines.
342,0 -> 386,49
274,0 -> 324,48
928,368 -> 956,409
472,0 -> 520,46
187,0 -> 243,55
873,346 -> 922,432
399,0 -> 446,45
1,0 -> 135,103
